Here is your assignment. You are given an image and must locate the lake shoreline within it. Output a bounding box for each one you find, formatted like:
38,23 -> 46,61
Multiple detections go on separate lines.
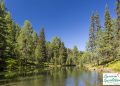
84,64 -> 120,73
0,67 -> 102,86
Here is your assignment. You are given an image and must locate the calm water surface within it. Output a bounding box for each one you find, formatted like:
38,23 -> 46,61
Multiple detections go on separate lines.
0,67 -> 102,86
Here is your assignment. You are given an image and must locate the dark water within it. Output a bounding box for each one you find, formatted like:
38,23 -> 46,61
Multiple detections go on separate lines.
0,67 -> 103,86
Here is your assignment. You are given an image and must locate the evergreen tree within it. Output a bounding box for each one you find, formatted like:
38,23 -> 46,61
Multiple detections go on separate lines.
35,28 -> 47,63
94,5 -> 113,65
32,31 -> 38,61
87,12 -> 101,51
14,24 -> 20,40
39,28 -> 47,62
16,20 -> 33,66
14,24 -> 20,59
72,46 -> 79,65
116,0 -> 120,59
51,37 -> 61,65
35,40 -> 41,64
111,19 -> 118,59
5,12 -> 16,58
116,0 -> 120,30
0,0 -> 7,70
87,13 -> 97,63
103,5 -> 113,60
94,12 -> 101,35
66,48 -> 74,65
4,12 -> 20,70
87,13 -> 96,52
46,41 -> 53,62
94,29 -> 104,65
93,12 -> 102,65
59,42 -> 67,65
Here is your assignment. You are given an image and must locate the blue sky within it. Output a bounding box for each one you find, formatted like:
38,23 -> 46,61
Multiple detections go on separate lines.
5,0 -> 116,51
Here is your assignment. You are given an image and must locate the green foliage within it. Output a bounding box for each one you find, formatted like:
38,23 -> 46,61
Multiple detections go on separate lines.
116,0 -> 120,59
87,13 -> 96,52
0,1 -> 7,70
72,46 -> 79,64
16,20 -> 34,66
51,37 -> 61,65
5,12 -> 17,58
59,42 -> 67,65
5,58 -> 17,70
66,50 -> 73,65
97,5 -> 114,64
107,60 -> 120,71
85,1 -> 120,67
81,52 -> 90,64
46,41 -> 53,62
0,1 -> 19,70
35,28 -> 47,63
32,31 -> 38,60
66,47 -> 82,65
2,0 -> 120,72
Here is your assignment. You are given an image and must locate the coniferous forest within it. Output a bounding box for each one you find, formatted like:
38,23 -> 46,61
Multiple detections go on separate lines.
0,0 -> 120,72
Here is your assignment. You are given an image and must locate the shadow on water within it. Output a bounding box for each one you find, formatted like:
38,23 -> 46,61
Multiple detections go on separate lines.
0,67 -> 103,86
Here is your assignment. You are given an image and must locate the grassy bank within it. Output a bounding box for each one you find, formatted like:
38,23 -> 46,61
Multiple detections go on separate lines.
105,60 -> 120,71
85,60 -> 120,72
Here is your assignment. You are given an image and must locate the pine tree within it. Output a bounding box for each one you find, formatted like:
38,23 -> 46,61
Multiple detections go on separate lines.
14,24 -> 20,40
116,0 -> 120,30
35,28 -> 47,63
111,19 -> 118,59
16,20 -> 33,66
35,40 -> 41,64
32,31 -> 38,61
51,37 -> 61,65
72,46 -> 79,65
4,12 -> 20,70
95,5 -> 113,65
87,13 -> 98,63
103,5 -> 113,60
94,29 -> 103,65
93,12 -> 102,65
0,1 -> 19,70
66,48 -> 74,65
116,0 -> 120,59
0,0 -> 7,70
94,12 -> 101,35
105,5 -> 112,31
46,41 -> 53,62
39,28 -> 47,62
59,42 -> 67,65
87,13 -> 96,52
5,12 -> 16,58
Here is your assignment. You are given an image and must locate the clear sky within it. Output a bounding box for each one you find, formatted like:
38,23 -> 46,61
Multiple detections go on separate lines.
5,0 -> 116,51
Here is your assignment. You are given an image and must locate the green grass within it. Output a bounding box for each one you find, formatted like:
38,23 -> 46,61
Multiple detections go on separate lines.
106,60 -> 120,71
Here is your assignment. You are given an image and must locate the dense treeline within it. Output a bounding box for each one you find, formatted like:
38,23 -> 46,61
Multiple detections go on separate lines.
0,1 -> 82,71
85,0 -> 120,66
1,0 -> 120,71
